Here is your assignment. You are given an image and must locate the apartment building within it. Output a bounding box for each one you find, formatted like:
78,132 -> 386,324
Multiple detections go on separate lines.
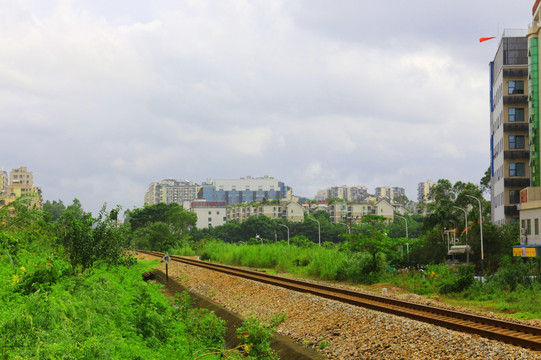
374,186 -> 405,201
490,32 -> 529,226
515,3 -> 541,257
185,200 -> 227,229
200,176 -> 289,205
0,169 -> 7,193
327,200 -> 394,224
0,166 -> 42,208
417,179 -> 435,203
144,179 -> 199,205
226,201 -> 304,223
325,185 -> 368,201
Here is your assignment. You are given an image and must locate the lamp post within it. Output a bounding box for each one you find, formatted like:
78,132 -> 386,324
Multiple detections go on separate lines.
256,234 -> 262,246
396,215 -> 409,266
308,217 -> 321,247
465,194 -> 484,274
453,206 -> 468,239
396,215 -> 408,239
278,224 -> 290,245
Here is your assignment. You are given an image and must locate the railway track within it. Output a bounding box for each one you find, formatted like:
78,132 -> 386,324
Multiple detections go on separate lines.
137,250 -> 541,351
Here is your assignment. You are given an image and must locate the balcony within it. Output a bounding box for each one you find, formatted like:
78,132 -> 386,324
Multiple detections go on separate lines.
503,68 -> 528,77
504,150 -> 530,159
503,122 -> 529,132
504,205 -> 520,216
504,178 -> 531,187
503,96 -> 528,105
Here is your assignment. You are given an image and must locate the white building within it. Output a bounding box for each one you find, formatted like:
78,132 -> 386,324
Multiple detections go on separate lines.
185,200 -> 227,229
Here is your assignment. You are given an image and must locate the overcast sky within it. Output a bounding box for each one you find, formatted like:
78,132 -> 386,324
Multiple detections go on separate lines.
1,0 -> 535,214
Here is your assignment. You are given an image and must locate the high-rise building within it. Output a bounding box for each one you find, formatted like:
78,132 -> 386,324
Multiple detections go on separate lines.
417,179 -> 435,203
0,169 -> 7,193
199,176 -> 288,205
514,3 -> 541,257
0,166 -> 42,208
374,186 -> 405,201
490,31 -> 529,226
144,179 -> 199,205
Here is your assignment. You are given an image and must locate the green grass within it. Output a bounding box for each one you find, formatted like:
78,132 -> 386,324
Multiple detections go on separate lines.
186,241 -> 541,321
1,249 -> 225,359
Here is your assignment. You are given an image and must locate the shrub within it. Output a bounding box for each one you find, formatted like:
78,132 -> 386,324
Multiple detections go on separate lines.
438,265 -> 475,294
234,313 -> 285,360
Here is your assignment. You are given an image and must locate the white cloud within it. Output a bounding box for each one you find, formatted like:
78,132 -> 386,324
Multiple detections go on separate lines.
0,0 -> 531,211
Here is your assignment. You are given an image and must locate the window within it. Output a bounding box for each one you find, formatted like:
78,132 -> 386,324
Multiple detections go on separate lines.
509,190 -> 521,204
508,80 -> 524,95
509,135 -> 525,149
208,217 -> 212,221
527,219 -> 531,235
536,219 -> 539,235
509,108 -> 525,122
509,163 -> 525,176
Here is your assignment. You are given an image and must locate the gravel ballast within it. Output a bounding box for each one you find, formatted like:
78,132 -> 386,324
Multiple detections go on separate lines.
138,254 -> 541,360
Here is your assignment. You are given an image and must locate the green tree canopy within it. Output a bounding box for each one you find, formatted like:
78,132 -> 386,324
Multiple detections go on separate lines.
43,199 -> 66,221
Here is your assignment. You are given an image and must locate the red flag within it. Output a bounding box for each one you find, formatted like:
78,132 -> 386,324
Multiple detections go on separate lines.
479,37 -> 496,43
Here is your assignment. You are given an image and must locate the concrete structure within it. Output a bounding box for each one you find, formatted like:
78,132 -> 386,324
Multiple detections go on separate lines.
417,179 -> 435,203
144,179 -> 199,206
226,201 -> 304,223
375,186 -> 405,201
516,187 -> 541,257
200,176 -> 289,205
0,166 -> 42,208
185,200 -> 227,229
328,202 -> 348,223
490,31 -> 530,226
323,185 -> 369,202
328,200 -> 394,224
513,2 -> 541,256
0,169 -> 7,193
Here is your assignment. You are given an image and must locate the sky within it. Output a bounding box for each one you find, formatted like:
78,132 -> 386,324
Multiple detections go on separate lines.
1,0 -> 535,215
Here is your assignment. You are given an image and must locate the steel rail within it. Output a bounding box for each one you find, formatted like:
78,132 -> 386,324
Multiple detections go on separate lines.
137,250 -> 541,351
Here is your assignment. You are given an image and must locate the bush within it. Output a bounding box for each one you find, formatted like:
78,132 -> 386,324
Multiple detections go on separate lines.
234,314 -> 285,360
438,265 -> 474,294
489,257 -> 539,291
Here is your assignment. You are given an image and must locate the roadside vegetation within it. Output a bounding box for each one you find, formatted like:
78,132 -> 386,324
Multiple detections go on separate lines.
127,176 -> 540,321
2,196 -> 283,359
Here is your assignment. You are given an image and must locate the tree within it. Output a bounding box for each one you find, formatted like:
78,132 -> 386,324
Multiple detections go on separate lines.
343,215 -> 406,272
58,201 -> 130,274
126,203 -> 196,251
42,200 -> 66,221
480,167 -> 491,195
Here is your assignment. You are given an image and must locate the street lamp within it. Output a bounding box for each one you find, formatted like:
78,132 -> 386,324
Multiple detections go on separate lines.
396,215 -> 409,266
453,206 -> 468,239
278,224 -> 290,245
256,234 -> 262,246
465,194 -> 484,273
396,215 -> 408,239
308,217 -> 321,247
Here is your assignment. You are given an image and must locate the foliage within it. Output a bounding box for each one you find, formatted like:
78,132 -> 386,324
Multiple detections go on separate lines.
438,265 -> 475,294
42,199 -> 66,222
342,215 -> 407,272
487,256 -> 540,291
233,314 -> 285,360
1,213 -> 227,359
57,201 -> 133,274
127,203 -> 197,251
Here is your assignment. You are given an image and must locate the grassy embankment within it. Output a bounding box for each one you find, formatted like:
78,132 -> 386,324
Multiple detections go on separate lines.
178,241 -> 541,320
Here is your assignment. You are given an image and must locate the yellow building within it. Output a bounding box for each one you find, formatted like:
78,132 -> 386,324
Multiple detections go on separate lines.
0,166 -> 42,209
